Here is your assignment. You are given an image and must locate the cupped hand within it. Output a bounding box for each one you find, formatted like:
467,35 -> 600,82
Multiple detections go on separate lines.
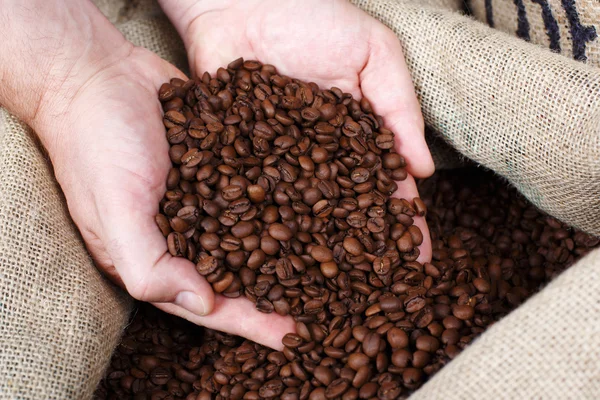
34,45 -> 294,349
160,0 -> 434,261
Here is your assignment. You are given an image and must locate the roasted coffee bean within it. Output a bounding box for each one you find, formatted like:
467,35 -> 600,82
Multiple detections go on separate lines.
150,367 -> 172,385
452,305 -> 475,321
155,214 -> 171,237
282,334 -> 303,348
372,257 -> 391,275
196,256 -> 219,276
311,245 -> 333,263
246,184 -> 266,204
416,335 -> 440,353
387,328 -> 409,349
326,378 -> 350,398
391,349 -> 412,368
320,261 -> 339,279
268,223 -> 293,241
362,332 -> 382,358
313,366 -> 335,386
167,232 -> 187,257
346,352 -> 370,371
379,296 -> 402,313
413,198 -> 427,216
343,237 -> 363,256
163,110 -> 186,128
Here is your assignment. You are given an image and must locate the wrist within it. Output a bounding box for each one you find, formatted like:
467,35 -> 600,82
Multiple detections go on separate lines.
0,1 -> 131,150
157,0 -> 237,45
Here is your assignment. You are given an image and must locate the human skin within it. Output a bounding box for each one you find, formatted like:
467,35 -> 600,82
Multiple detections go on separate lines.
0,0 -> 433,349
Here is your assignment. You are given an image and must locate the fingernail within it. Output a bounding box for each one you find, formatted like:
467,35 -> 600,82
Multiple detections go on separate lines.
175,291 -> 208,316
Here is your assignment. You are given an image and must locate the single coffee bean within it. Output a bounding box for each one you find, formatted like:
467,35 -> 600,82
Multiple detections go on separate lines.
320,261 -> 339,279
282,334 -> 303,348
372,257 -> 391,276
256,297 -> 275,313
391,349 -> 412,368
379,296 -> 402,313
387,328 -> 409,349
167,232 -> 187,257
347,353 -> 370,371
452,304 -> 475,320
375,133 -> 394,149
415,335 -> 440,353
155,214 -> 171,237
397,231 -> 414,253
222,185 -> 244,201
313,366 -> 335,386
150,367 -> 172,385
413,197 -> 427,216
343,237 -> 363,256
311,245 -> 333,262
408,225 -> 423,246
378,381 -> 402,400
269,223 -> 293,241
163,110 -> 186,128
362,332 -> 381,358
325,378 -> 350,399
196,256 -> 219,276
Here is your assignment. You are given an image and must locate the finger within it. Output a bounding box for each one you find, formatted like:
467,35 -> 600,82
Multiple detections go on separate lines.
155,295 -> 296,350
359,25 -> 434,179
391,175 -> 432,263
98,194 -> 215,317
183,15 -> 258,78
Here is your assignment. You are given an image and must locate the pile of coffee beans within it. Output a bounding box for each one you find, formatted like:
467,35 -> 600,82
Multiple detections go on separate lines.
96,59 -> 599,399
96,169 -> 598,400
155,58 -> 422,309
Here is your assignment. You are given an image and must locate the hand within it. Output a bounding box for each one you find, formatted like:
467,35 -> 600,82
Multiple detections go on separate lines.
1,0 -> 294,349
159,0 -> 434,261
43,50 -> 294,349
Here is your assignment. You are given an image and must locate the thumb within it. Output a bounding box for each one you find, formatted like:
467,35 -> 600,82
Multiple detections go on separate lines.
100,197 -> 215,317
359,23 -> 435,179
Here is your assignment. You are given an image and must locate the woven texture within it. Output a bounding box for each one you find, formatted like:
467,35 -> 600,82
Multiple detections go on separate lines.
2,0 -> 600,399
0,110 -> 132,399
469,0 -> 600,66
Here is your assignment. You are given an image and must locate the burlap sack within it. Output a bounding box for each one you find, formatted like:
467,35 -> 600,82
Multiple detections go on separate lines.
2,0 -> 599,399
0,110 -> 131,399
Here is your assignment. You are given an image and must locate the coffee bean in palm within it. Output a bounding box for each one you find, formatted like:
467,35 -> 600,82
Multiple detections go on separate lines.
167,232 -> 187,256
